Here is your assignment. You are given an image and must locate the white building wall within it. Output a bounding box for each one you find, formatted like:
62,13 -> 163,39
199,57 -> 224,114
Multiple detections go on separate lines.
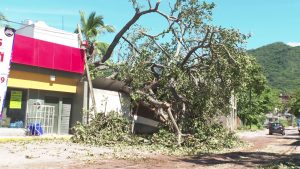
219,94 -> 239,131
16,21 -> 79,48
91,88 -> 131,117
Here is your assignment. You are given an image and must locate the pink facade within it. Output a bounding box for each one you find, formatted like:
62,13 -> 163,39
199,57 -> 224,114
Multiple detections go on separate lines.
12,34 -> 84,74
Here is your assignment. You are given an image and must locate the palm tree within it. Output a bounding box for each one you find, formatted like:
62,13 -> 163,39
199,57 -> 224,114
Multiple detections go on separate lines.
75,11 -> 114,62
75,11 -> 114,120
75,11 -> 114,42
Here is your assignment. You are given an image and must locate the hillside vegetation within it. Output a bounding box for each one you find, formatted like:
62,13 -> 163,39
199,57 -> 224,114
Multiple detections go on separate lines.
248,42 -> 300,92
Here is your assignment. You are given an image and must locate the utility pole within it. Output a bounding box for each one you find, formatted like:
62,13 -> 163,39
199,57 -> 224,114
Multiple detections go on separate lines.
77,24 -> 97,123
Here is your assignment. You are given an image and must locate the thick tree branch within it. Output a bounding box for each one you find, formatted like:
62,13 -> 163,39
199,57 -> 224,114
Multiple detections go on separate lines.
136,90 -> 181,143
181,29 -> 213,67
136,90 -> 169,109
101,0 -> 161,63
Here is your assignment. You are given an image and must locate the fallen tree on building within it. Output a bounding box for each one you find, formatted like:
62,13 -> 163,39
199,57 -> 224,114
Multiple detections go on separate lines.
76,0 -> 256,146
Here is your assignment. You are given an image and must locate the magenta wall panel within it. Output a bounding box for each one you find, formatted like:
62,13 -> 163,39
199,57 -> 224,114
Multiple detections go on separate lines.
54,43 -> 72,71
12,34 -> 84,74
12,34 -> 36,65
71,49 -> 85,73
37,40 -> 54,69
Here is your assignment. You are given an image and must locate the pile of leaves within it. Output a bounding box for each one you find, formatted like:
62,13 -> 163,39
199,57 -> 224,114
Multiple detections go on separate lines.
71,112 -> 241,154
71,112 -> 133,145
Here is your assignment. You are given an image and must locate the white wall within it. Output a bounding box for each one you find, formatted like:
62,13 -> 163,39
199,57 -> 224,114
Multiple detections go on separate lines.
16,21 -> 79,48
91,88 -> 131,117
219,94 -> 239,131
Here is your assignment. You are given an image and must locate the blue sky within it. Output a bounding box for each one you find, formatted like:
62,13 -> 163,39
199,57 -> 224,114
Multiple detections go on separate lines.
0,0 -> 300,49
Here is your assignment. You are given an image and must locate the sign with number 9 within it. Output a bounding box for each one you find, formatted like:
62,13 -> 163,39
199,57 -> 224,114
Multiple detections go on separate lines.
0,77 -> 5,83
0,26 -> 15,117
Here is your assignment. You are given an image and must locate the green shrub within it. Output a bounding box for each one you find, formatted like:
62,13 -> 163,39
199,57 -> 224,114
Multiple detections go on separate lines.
279,118 -> 289,127
71,112 -> 134,145
149,128 -> 177,147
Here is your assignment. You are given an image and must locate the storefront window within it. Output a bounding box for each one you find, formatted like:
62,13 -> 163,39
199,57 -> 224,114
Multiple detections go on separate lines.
0,89 -> 26,128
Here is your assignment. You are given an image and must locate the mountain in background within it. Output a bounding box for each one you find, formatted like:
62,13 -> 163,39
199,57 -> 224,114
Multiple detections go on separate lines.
248,42 -> 300,92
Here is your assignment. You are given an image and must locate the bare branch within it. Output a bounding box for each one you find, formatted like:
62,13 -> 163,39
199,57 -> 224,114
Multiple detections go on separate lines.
166,107 -> 182,139
169,78 -> 187,102
174,39 -> 182,58
181,29 -> 213,67
181,45 -> 204,67
156,10 -> 178,21
157,108 -> 168,122
151,63 -> 165,69
147,0 -> 152,9
221,44 -> 237,64
121,36 -> 141,55
170,23 -> 190,53
141,31 -> 172,59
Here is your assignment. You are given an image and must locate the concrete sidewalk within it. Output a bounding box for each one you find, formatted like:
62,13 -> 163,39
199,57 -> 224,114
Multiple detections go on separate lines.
0,128 -> 26,136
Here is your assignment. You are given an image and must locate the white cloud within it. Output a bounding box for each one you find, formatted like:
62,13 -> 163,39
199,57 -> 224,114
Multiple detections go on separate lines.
286,42 -> 300,47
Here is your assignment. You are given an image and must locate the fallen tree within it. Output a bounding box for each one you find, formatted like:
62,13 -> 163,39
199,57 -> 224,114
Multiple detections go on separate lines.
86,0 -> 253,145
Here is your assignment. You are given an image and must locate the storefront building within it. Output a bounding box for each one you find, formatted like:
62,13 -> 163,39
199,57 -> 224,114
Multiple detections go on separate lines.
0,21 -> 85,135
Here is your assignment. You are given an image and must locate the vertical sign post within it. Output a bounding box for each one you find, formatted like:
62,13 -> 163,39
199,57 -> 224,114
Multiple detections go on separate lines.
0,27 -> 15,118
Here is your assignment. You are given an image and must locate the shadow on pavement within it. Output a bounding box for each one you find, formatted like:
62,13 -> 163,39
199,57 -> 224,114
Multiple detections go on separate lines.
179,152 -> 300,168
282,140 -> 300,146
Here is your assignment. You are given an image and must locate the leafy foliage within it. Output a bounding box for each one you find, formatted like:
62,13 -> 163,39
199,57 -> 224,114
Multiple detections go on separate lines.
71,113 -> 241,153
71,112 -> 132,145
248,42 -> 300,92
97,0 -> 254,142
236,56 -> 281,127
289,90 -> 300,118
